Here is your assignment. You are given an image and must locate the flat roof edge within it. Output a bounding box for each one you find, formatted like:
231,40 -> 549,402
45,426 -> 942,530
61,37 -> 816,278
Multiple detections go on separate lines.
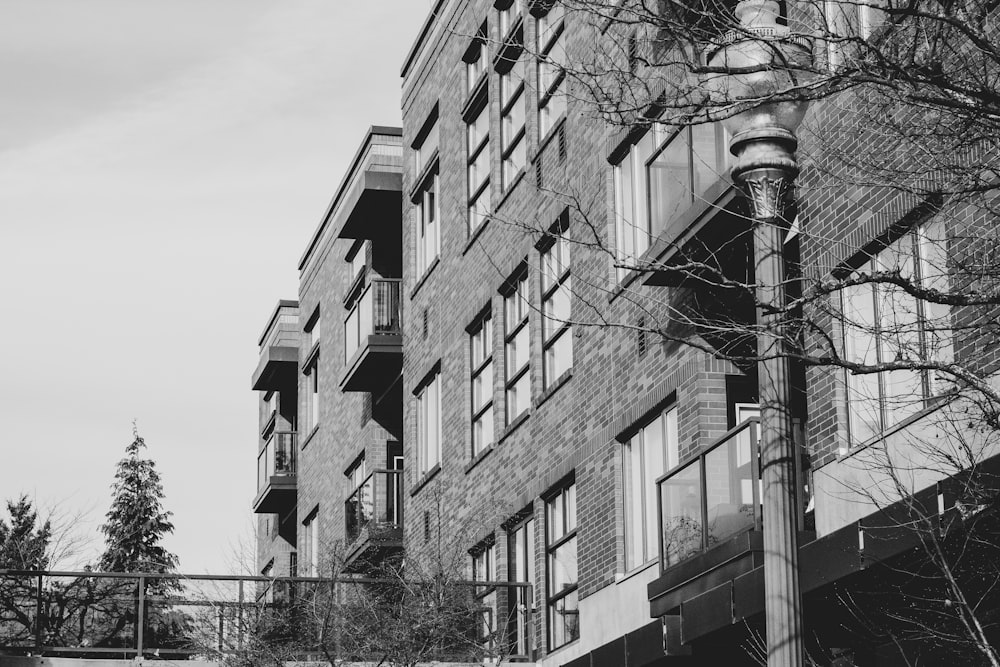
298,126 -> 403,272
258,299 -> 300,347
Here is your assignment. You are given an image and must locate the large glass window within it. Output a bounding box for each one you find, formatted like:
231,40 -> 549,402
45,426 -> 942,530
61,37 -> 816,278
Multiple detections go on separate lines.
416,371 -> 442,476
465,27 -> 488,93
613,123 -> 730,278
498,0 -> 522,38
622,406 -> 678,570
471,313 -> 495,457
541,226 -> 572,388
504,273 -> 530,424
546,482 -> 578,650
842,221 -> 952,445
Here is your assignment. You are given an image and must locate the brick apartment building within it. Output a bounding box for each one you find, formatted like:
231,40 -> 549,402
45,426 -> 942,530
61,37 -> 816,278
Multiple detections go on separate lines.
251,1 -> 1000,665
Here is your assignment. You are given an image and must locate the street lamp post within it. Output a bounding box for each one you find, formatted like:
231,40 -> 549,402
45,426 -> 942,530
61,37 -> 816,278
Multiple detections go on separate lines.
706,2 -> 812,666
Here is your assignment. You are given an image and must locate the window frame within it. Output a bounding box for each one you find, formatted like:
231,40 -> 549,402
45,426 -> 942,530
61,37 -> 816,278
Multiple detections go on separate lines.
539,217 -> 572,388
302,507 -> 319,577
612,122 -> 730,280
544,479 -> 578,651
467,97 -> 492,236
841,221 -> 953,447
506,509 -> 536,657
498,50 -> 527,190
415,369 -> 443,477
536,4 -> 567,142
621,405 -> 679,571
503,269 -> 531,425
470,310 -> 496,457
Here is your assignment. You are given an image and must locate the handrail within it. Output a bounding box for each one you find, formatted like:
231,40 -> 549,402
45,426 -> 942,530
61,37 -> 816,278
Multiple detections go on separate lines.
345,469 -> 404,543
344,279 -> 402,364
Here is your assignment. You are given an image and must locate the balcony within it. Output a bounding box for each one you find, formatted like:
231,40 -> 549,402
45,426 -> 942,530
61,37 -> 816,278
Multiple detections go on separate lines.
344,469 -> 404,570
340,279 -> 402,393
252,431 -> 297,514
324,129 -> 403,242
252,303 -> 300,391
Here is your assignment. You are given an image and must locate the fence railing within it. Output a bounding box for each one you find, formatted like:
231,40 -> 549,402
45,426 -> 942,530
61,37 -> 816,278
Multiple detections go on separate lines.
257,431 -> 297,493
0,570 -> 534,661
345,469 -> 403,544
658,418 -> 761,570
344,279 -> 402,363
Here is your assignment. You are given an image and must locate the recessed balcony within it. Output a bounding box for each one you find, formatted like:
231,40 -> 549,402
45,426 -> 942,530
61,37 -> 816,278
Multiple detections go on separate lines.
340,279 -> 402,393
344,469 -> 404,571
252,431 -> 297,514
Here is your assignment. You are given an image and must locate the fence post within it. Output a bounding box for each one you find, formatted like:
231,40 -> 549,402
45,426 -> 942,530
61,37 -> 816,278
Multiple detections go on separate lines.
237,579 -> 245,651
34,574 -> 43,649
136,575 -> 145,657
218,605 -> 225,651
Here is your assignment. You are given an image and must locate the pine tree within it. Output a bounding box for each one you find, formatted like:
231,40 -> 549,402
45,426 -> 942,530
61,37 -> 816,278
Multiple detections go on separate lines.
99,426 -> 178,576
0,495 -> 51,569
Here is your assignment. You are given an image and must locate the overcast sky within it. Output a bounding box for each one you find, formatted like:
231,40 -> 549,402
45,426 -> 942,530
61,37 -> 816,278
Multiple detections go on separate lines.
0,1 -> 430,573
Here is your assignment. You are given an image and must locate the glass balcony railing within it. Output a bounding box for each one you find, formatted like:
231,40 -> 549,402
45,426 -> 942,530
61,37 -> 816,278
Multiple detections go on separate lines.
344,279 -> 402,364
658,419 -> 761,569
257,431 -> 298,494
345,469 -> 404,544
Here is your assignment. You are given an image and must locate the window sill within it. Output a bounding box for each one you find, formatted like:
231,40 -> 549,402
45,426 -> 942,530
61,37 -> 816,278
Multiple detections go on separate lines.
615,558 -> 658,584
464,445 -> 495,474
546,638 -> 581,659
535,369 -> 573,410
462,216 -> 492,256
496,170 -> 526,211
499,410 -> 531,444
410,256 -> 440,300
303,342 -> 320,369
410,463 -> 442,497
301,425 -> 320,450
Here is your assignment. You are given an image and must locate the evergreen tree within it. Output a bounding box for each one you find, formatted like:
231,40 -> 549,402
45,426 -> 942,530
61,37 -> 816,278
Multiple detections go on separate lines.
99,426 -> 178,576
0,495 -> 51,569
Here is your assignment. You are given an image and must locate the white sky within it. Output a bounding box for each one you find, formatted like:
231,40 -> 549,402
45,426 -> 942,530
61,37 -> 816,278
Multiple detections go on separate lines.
0,0 -> 431,574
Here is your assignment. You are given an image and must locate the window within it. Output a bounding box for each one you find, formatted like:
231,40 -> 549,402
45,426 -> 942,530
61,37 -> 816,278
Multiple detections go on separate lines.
842,221 -> 952,446
507,511 -> 535,657
622,406 -> 678,570
613,123 -> 730,278
546,481 -> 578,649
415,172 -> 440,278
416,370 -> 442,476
303,310 -> 321,432
540,222 -> 572,387
537,3 -> 567,139
504,271 -> 530,424
465,25 -> 489,93
471,538 -> 497,645
413,111 -> 441,278
500,55 -> 527,189
467,101 -> 491,235
348,240 -> 367,284
347,455 -> 367,490
414,114 -> 439,176
498,0 -> 523,38
470,312 -> 495,457
302,508 -> 319,577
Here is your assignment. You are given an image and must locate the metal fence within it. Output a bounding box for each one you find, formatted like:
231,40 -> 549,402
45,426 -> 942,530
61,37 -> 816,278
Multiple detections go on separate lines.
0,570 -> 534,661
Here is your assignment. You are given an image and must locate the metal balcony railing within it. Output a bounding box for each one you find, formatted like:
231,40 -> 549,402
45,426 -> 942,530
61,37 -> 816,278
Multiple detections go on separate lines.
345,469 -> 403,544
0,569 -> 534,662
344,279 -> 402,364
256,431 -> 297,493
658,418 -> 761,570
